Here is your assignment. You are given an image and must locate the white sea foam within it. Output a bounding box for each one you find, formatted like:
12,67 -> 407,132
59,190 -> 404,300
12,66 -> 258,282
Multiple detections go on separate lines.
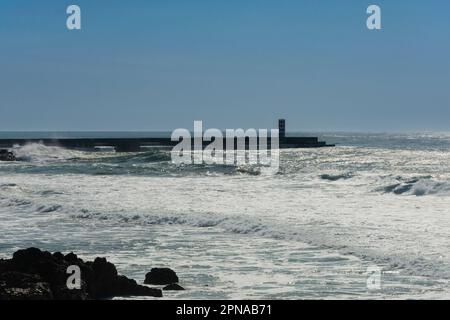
1,136 -> 450,299
11,143 -> 85,162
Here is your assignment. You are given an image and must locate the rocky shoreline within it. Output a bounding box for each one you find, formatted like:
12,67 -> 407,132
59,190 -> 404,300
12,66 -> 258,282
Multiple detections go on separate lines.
0,248 -> 184,300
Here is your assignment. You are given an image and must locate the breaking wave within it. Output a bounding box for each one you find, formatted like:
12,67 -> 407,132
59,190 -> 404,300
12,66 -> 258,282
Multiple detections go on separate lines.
3,143 -> 274,177
72,209 -> 450,280
11,143 -> 85,163
377,176 -> 450,196
320,173 -> 354,181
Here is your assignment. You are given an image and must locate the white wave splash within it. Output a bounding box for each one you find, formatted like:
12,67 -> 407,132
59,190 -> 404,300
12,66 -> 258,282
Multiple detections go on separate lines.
377,176 -> 450,196
11,143 -> 86,163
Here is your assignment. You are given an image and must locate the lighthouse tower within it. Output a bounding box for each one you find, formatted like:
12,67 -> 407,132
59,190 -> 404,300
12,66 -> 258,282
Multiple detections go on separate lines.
278,119 -> 286,139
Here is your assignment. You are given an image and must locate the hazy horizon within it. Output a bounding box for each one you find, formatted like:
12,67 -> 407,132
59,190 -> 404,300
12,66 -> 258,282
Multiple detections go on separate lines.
2,128 -> 450,135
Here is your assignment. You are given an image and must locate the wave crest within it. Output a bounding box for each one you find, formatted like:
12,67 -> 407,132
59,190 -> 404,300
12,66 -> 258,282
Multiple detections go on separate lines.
12,143 -> 83,163
320,173 -> 354,181
378,176 -> 450,196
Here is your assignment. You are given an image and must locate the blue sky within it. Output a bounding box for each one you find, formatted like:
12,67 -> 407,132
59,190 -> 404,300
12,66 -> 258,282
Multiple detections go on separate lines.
0,0 -> 449,132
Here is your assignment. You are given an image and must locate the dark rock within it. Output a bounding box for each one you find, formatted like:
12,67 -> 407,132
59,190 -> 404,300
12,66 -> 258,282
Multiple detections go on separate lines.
52,252 -> 65,260
163,283 -> 185,291
0,260 -> 9,274
144,268 -> 179,285
12,247 -> 50,269
90,257 -> 118,298
90,258 -> 162,299
114,275 -> 162,298
0,149 -> 16,161
92,257 -> 118,279
8,248 -> 90,300
0,272 -> 53,300
64,252 -> 80,263
0,248 -> 162,300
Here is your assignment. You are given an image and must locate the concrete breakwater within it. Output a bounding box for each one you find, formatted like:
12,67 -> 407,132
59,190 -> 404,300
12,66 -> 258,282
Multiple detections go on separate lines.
0,120 -> 334,153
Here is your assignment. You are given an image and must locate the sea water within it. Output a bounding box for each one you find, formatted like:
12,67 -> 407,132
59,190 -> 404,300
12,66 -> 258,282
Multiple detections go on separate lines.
0,132 -> 449,299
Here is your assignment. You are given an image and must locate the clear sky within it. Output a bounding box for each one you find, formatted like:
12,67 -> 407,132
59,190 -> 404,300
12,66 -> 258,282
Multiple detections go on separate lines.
1,0 -> 449,132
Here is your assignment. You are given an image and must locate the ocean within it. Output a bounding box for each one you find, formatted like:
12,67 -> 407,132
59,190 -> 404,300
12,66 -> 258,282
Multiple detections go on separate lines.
0,132 -> 449,299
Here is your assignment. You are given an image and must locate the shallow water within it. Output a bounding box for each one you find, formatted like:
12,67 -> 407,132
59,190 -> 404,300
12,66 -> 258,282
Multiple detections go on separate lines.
1,132 -> 449,299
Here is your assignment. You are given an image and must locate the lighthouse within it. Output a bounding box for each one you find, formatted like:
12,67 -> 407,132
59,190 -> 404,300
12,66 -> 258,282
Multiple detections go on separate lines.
278,119 -> 286,139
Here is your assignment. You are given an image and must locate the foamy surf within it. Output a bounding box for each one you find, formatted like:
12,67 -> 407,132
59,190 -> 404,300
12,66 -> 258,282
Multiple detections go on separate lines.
11,143 -> 87,162
1,133 -> 450,299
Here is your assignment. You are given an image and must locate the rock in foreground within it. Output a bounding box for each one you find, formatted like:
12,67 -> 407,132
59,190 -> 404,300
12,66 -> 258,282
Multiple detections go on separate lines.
0,248 -> 162,300
0,272 -> 53,300
144,268 -> 179,285
163,283 -> 185,291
